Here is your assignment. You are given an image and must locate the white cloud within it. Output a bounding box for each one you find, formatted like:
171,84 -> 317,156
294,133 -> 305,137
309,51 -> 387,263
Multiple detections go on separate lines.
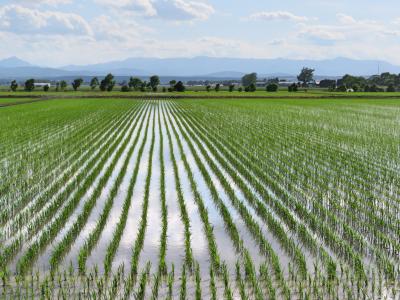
95,0 -> 214,21
155,0 -> 215,21
94,0 -> 157,16
248,11 -> 308,22
15,0 -> 72,5
0,5 -> 92,35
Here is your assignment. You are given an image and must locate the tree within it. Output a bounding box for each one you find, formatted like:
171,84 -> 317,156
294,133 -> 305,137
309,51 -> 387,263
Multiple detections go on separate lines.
266,83 -> 278,92
129,77 -> 142,91
10,80 -> 18,92
100,73 -> 115,92
246,83 -> 257,93
229,84 -> 235,92
206,85 -> 211,92
174,81 -> 185,92
336,85 -> 347,92
238,87 -> 243,92
297,67 -> 315,87
241,73 -> 257,87
387,84 -> 396,92
288,83 -> 298,92
72,78 -> 83,91
60,80 -> 67,91
215,83 -> 220,92
149,75 -> 160,91
90,77 -> 99,90
43,85 -> 49,92
24,79 -> 35,92
319,79 -> 336,88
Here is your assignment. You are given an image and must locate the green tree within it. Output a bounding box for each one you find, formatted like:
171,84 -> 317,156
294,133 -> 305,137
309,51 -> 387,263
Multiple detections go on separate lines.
43,85 -> 50,92
241,73 -> 257,87
229,84 -> 235,92
10,80 -> 18,92
60,80 -> 67,91
90,77 -> 99,90
288,83 -> 298,92
174,81 -> 185,92
297,67 -> 315,87
386,84 -> 396,92
72,78 -> 83,91
149,75 -> 160,91
129,77 -> 142,91
24,79 -> 35,92
206,85 -> 211,92
215,83 -> 220,92
100,73 -> 115,92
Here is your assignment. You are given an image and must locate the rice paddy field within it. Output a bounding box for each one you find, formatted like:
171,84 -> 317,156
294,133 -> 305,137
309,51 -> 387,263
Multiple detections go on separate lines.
0,97 -> 399,299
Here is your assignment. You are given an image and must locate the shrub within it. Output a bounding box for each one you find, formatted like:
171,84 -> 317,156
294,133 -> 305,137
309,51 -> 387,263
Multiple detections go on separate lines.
266,83 -> 278,92
121,85 -> 130,92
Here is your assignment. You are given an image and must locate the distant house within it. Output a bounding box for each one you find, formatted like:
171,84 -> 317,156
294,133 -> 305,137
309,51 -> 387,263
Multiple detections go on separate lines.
256,81 -> 266,87
34,83 -> 51,88
278,80 -> 297,87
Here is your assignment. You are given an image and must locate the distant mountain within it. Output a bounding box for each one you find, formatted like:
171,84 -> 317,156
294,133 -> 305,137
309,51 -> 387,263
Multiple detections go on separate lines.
0,56 -> 32,68
0,67 -> 85,79
1,56 -> 400,80
60,56 -> 400,77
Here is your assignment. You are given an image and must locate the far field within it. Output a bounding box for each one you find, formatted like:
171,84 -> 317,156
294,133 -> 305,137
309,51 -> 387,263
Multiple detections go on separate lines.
0,97 -> 399,299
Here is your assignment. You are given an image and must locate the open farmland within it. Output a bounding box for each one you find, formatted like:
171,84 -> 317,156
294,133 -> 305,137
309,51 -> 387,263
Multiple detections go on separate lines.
0,98 -> 399,299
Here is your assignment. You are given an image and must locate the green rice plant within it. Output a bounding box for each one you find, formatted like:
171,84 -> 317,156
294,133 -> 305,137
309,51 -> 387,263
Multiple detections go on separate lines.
51,105 -> 149,272
179,265 -> 187,300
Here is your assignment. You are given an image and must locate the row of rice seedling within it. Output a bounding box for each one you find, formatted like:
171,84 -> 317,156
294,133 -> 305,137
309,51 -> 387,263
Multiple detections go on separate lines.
123,104 -> 156,298
163,102 -> 281,298
0,103 -> 143,271
1,105 -> 138,240
100,104 -> 152,275
1,98 -> 399,298
12,103 -> 146,275
51,104 -> 151,272
173,98 -> 399,296
173,102 -> 339,279
170,102 -> 309,279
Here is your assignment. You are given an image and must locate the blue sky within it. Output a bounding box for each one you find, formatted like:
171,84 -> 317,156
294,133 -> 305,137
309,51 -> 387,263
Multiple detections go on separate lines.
0,0 -> 400,66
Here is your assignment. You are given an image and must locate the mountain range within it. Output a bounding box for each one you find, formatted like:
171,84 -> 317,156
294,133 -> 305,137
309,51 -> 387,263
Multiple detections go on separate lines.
1,56 -> 399,80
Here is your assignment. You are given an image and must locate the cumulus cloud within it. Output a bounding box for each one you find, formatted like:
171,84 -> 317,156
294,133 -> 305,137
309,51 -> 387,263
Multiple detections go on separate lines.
248,11 -> 308,22
94,0 -> 157,16
0,5 -> 92,35
95,0 -> 214,21
155,0 -> 215,21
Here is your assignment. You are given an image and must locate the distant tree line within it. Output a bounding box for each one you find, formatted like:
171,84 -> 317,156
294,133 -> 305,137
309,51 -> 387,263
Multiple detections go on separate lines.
7,68 -> 400,93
